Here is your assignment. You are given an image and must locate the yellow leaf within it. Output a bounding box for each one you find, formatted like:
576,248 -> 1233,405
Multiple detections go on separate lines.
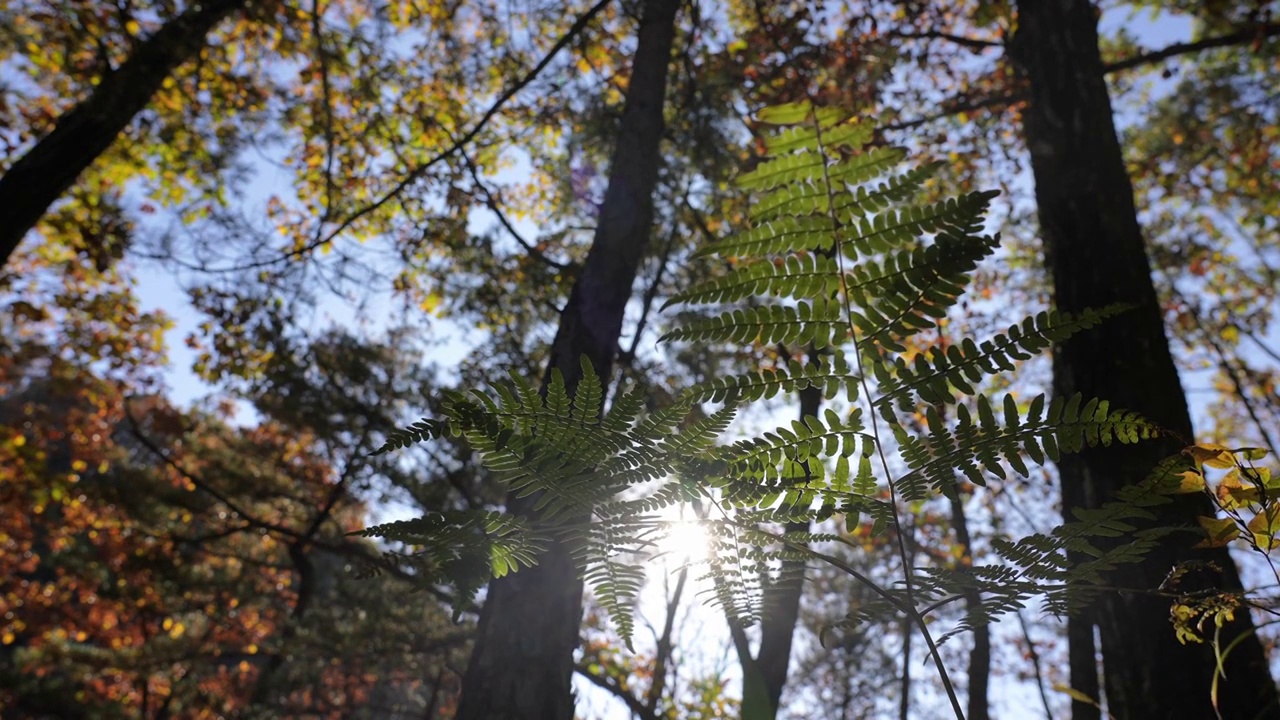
1247,506 -> 1280,549
1195,516 -> 1240,548
125,19 -> 141,35
168,622 -> 185,639
1171,470 -> 1206,494
1188,442 -> 1235,469
1251,532 -> 1279,551
1052,684 -> 1099,706
1238,447 -> 1269,461
1216,468 -> 1259,510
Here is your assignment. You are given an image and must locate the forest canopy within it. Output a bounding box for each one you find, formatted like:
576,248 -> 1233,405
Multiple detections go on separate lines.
1,1 -> 1278,718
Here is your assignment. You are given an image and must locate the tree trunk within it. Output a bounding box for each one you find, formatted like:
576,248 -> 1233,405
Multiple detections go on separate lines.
946,490 -> 989,720
0,0 -> 248,269
1010,2 -> 1279,718
453,1 -> 679,718
735,390 -> 818,720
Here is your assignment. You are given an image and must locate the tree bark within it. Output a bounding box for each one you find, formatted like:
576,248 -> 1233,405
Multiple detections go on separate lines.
0,0 -> 248,269
453,1 -> 679,718
1010,2 -> 1279,718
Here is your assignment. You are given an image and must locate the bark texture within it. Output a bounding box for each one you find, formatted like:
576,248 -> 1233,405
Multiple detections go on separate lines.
0,0 -> 248,268
453,1 -> 679,718
1010,2 -> 1279,718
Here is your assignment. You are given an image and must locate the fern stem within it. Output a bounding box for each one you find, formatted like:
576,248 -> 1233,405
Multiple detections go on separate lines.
808,105 -> 965,719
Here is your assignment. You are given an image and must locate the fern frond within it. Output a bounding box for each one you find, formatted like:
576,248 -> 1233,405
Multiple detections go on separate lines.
693,216 -> 834,260
666,252 -> 840,308
750,147 -> 906,222
840,161 -> 942,219
754,101 -> 846,126
850,232 -> 1001,352
895,393 -> 1161,500
992,456 -> 1182,586
716,407 -> 870,484
581,545 -> 646,649
352,511 -> 545,619
765,117 -> 872,155
838,190 -> 998,261
875,306 -> 1132,416
372,417 -> 451,455
686,350 -> 860,404
703,525 -> 766,626
661,300 -> 848,349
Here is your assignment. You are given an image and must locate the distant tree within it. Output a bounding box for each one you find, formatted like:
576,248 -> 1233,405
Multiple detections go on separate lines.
0,254 -> 466,716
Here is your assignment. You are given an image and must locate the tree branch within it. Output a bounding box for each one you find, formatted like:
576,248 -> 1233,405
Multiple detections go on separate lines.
881,23 -> 1280,134
459,149 -> 573,271
1103,22 -> 1280,74
236,0 -> 615,271
574,664 -> 658,720
886,28 -> 1002,52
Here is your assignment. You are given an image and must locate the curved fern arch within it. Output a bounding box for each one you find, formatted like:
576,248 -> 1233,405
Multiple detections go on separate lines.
360,101 -> 1179,719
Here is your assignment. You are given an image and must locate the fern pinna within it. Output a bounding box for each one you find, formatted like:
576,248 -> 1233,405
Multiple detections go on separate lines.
359,102 -> 1167,698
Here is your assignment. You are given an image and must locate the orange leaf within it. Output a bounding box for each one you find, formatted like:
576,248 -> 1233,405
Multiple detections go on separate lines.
1216,469 -> 1259,510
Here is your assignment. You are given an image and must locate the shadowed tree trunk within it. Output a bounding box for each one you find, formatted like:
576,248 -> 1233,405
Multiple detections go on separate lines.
946,488 -> 989,720
732,375 -> 818,720
1010,2 -> 1279,718
453,0 -> 680,718
0,0 -> 248,269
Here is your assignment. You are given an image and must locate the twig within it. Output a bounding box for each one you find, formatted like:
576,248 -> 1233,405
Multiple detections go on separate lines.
459,149 -> 573,270
224,0 -> 615,272
1017,611 -> 1055,720
885,29 -> 1002,52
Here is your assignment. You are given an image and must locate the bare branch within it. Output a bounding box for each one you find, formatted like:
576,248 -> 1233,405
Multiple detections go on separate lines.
459,150 -> 573,271
1103,23 -> 1280,74
885,28 -> 1002,52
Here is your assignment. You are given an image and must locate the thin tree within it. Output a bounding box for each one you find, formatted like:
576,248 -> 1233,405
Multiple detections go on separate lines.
453,0 -> 681,717
1010,1 -> 1279,717
731,354 -> 818,720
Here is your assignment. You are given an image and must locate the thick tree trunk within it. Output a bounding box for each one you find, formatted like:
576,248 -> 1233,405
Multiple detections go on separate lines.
1010,2 -> 1279,718
0,0 -> 247,269
453,1 -> 679,718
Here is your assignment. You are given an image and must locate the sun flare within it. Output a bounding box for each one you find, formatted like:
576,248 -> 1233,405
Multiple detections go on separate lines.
655,518 -> 712,567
